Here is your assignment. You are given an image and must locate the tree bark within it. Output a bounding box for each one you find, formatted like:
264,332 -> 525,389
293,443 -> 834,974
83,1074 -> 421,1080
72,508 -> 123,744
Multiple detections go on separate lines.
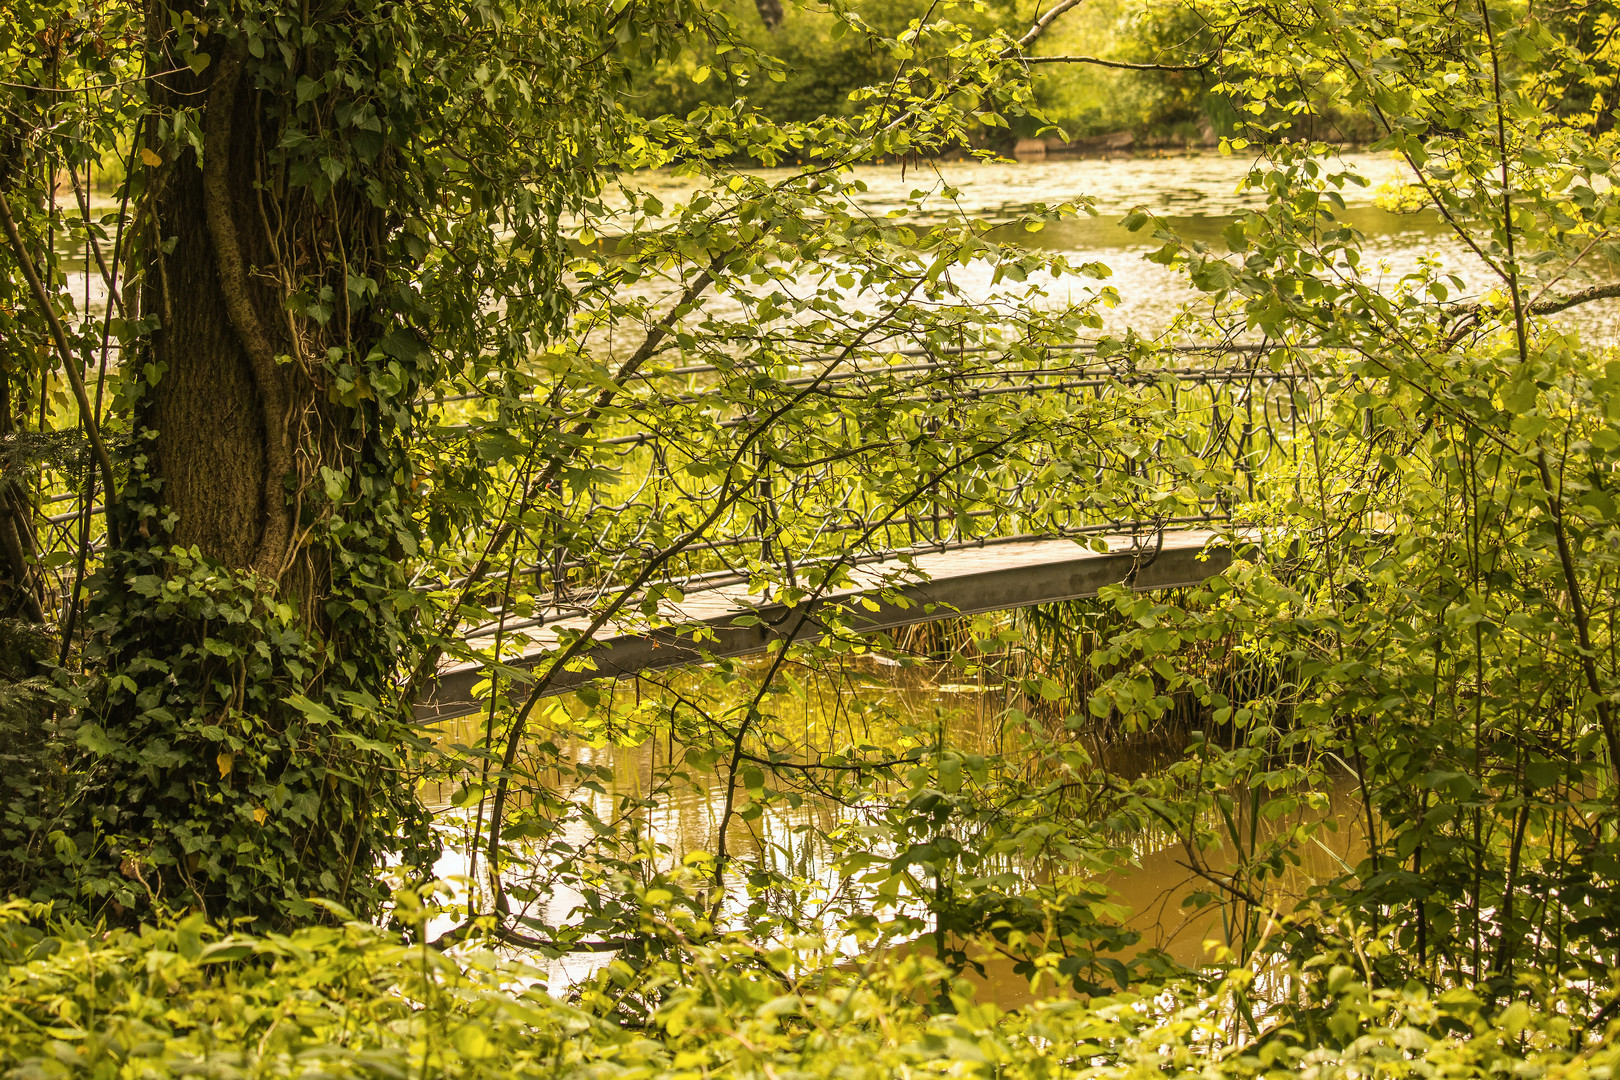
140,40 -> 290,571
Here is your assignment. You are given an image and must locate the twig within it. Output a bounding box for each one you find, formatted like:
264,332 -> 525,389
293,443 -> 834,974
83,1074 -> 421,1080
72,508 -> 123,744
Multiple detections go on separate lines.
404,258 -> 724,701
0,191 -> 119,542
1023,55 -> 1214,71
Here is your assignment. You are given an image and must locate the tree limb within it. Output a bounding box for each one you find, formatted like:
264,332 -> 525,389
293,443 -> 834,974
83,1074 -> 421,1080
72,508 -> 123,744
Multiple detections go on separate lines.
1012,0 -> 1087,53
1525,280 -> 1620,316
1441,281 -> 1620,348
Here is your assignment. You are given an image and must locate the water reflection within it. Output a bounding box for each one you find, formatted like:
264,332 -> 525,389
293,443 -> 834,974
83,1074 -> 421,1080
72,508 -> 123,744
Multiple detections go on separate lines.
610,150 -> 1415,222
589,152 -> 1620,344
426,653 -> 1366,1002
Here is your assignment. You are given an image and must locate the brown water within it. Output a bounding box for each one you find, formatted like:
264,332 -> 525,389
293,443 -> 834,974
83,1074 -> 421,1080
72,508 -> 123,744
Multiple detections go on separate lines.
425,653 -> 1367,999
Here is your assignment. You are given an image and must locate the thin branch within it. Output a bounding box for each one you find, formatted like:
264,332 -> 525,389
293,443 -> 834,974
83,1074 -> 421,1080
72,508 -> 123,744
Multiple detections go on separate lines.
405,258 -> 724,701
1478,0 -> 1620,783
1022,54 -> 1213,71
478,309 -> 905,906
708,425 -> 1032,896
732,748 -> 917,773
868,0 -> 1085,138
0,193 -> 119,542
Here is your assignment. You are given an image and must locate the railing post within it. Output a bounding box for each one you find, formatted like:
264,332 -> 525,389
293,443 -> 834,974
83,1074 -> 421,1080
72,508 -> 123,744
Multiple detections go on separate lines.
756,441 -> 773,565
550,469 -> 567,612
1241,376 -> 1257,503
933,391 -> 947,545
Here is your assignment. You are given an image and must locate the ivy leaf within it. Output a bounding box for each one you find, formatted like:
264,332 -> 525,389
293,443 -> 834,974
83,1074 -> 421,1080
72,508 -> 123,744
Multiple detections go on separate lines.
287,694 -> 341,727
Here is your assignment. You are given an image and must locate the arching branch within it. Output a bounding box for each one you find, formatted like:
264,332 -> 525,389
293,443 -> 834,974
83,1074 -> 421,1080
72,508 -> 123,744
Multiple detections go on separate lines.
1013,0 -> 1087,53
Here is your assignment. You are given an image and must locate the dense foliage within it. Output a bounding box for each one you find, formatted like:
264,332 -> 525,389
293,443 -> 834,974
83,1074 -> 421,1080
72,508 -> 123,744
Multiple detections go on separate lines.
6,0 -> 1620,1074
5,896 -> 1620,1078
2,0 -> 678,921
625,0 -> 1239,143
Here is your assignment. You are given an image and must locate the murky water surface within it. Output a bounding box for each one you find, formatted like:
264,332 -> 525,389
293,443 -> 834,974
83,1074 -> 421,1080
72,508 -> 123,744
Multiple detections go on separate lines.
426,654 -> 1365,1001
598,150 -> 1620,343
61,150 -> 1619,340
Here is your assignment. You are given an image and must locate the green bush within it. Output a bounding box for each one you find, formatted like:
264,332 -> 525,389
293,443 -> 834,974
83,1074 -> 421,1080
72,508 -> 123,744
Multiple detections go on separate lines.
4,895 -> 1619,1079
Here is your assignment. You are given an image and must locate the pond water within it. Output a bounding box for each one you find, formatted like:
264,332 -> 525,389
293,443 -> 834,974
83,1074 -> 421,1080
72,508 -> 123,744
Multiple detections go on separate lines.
600,149 -> 1620,345
60,149 -> 1620,342
425,652 -> 1367,1002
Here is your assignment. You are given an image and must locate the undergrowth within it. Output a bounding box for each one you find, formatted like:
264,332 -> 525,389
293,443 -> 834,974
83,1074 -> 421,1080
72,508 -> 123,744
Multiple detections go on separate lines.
2,890 -> 1617,1079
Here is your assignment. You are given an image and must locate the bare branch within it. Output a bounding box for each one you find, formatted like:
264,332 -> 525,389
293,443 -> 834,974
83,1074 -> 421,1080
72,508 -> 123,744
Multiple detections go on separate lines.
1023,54 -> 1214,71
0,193 -> 120,543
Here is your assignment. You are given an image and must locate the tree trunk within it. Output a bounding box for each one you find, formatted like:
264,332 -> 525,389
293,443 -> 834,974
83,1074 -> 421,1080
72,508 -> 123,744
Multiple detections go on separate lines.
139,136 -> 274,570
76,7 -> 431,925
753,0 -> 785,31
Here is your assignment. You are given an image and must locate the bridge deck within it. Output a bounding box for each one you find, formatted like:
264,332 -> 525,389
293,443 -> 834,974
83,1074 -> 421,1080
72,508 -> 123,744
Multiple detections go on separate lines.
415,528 -> 1228,722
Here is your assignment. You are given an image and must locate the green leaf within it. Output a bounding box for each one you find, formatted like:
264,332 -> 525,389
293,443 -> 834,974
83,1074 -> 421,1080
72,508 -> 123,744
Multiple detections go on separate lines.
287,694 -> 341,727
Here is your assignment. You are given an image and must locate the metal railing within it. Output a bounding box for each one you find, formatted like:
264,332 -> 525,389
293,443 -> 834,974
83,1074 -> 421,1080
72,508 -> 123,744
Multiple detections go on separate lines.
436,343 -> 1309,641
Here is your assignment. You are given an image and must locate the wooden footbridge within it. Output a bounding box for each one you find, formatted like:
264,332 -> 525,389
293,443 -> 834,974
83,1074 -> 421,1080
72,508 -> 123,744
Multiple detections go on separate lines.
415,529 -> 1232,721
414,346 -> 1298,722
